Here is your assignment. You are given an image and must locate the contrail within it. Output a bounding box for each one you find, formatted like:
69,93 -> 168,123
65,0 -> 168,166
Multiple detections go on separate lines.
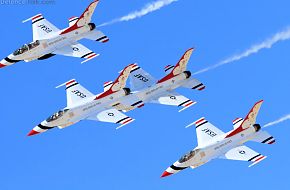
97,0 -> 178,27
263,114 -> 290,128
193,26 -> 290,75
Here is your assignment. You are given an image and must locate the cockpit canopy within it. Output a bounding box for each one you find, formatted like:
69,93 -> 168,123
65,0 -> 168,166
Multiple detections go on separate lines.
46,109 -> 69,122
178,149 -> 200,163
13,40 -> 40,56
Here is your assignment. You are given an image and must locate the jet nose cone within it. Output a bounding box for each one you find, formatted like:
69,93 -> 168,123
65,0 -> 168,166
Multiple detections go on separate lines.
0,60 -> 7,68
161,171 -> 173,178
27,130 -> 40,136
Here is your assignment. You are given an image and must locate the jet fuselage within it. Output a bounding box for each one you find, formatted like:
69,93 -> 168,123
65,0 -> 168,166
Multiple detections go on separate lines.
2,23 -> 94,64
38,88 -> 129,129
168,125 -> 260,173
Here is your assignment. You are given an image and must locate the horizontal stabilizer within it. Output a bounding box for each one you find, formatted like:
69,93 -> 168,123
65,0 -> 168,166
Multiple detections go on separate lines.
69,16 -> 79,26
232,118 -> 243,129
103,81 -> 113,92
84,30 -> 109,43
251,131 -> 275,144
181,78 -> 205,91
164,65 -> 174,74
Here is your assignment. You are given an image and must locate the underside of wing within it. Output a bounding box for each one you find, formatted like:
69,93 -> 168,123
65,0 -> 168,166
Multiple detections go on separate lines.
149,91 -> 196,112
221,145 -> 267,167
53,43 -> 99,63
86,108 -> 135,129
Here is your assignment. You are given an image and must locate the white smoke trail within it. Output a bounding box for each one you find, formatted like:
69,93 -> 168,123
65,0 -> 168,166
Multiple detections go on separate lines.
193,27 -> 290,75
263,114 -> 290,128
97,0 -> 178,27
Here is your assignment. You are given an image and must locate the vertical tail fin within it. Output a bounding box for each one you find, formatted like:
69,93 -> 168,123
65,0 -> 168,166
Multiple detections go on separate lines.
158,48 -> 194,83
96,64 -> 133,99
61,0 -> 99,34
226,100 -> 264,138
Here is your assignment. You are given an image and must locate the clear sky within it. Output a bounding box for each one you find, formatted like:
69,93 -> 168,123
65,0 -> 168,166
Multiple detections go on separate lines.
1,0 -> 290,189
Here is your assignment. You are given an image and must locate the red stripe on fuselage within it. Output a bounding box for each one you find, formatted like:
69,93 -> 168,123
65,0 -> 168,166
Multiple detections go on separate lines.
225,126 -> 245,138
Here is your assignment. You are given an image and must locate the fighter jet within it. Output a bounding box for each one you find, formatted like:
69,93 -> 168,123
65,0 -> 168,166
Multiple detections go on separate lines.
0,0 -> 109,68
27,64 -> 134,136
113,48 -> 205,112
161,100 -> 275,177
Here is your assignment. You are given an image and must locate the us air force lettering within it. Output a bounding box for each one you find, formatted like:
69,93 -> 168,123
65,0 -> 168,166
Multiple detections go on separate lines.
161,100 -> 276,177
0,0 -> 109,68
114,48 -> 206,113
28,64 -> 134,136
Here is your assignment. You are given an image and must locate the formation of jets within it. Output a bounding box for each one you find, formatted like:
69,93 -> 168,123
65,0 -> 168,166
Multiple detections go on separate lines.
1,0 -> 278,179
28,48 -> 205,136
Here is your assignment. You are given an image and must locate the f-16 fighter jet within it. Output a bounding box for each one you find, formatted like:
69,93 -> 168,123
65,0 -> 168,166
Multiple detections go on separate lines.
114,48 -> 205,112
27,65 -> 134,136
0,0 -> 109,68
161,100 -> 276,177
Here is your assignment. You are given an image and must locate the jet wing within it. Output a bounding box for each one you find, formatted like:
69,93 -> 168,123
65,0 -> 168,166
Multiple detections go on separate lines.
23,14 -> 60,41
221,145 -> 267,167
86,108 -> 135,129
149,91 -> 196,112
53,43 -> 99,63
56,79 -> 94,108
186,117 -> 225,147
129,63 -> 157,91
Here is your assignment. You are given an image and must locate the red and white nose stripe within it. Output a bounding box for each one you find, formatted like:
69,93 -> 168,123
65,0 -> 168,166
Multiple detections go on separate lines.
0,62 -> 6,68
0,57 -> 16,68
27,124 -> 54,136
161,163 -> 187,178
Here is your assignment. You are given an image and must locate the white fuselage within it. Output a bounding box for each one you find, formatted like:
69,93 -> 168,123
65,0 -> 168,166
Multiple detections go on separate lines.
6,24 -> 93,62
132,72 -> 190,103
173,126 -> 259,170
39,90 -> 127,129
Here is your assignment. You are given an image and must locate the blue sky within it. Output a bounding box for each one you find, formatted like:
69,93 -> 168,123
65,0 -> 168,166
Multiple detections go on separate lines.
1,0 -> 290,189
